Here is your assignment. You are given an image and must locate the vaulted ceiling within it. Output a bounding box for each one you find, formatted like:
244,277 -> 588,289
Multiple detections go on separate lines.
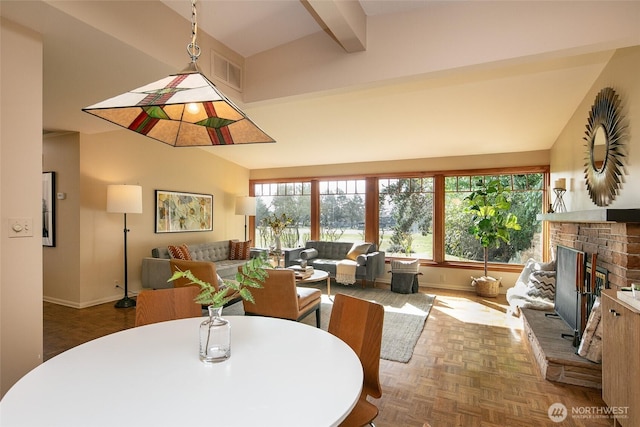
2,1 -> 639,169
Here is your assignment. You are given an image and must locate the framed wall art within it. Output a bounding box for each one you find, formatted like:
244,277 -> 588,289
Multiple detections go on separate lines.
155,190 -> 213,233
42,171 -> 56,247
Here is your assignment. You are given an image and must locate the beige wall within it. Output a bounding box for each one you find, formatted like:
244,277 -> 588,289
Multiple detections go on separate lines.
250,150 -> 549,180
551,46 -> 640,211
245,2 -> 640,103
1,18 -> 44,397
43,132 -> 81,304
41,130 -> 250,308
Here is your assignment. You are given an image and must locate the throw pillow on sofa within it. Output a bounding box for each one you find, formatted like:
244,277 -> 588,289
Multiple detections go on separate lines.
300,248 -> 319,260
229,240 -> 251,260
346,242 -> 371,261
527,270 -> 556,302
506,258 -> 557,316
168,244 -> 192,260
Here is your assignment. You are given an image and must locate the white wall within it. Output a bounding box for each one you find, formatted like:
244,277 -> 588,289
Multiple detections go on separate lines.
551,46 -> 640,211
0,18 -> 44,397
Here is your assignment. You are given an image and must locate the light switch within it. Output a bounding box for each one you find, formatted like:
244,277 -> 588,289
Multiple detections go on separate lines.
8,217 -> 33,238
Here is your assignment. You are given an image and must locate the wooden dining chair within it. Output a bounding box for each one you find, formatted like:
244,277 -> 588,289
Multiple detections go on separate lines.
241,268 -> 322,327
328,293 -> 384,427
169,259 -> 241,307
134,287 -> 202,327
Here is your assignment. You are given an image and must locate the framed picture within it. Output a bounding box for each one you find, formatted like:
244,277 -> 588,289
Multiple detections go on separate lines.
42,171 -> 56,247
155,190 -> 213,233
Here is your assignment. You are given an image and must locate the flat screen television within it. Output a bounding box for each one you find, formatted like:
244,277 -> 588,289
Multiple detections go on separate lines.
554,245 -> 585,346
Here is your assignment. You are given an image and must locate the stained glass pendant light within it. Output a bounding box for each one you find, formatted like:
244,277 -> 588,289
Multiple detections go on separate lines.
82,0 -> 274,147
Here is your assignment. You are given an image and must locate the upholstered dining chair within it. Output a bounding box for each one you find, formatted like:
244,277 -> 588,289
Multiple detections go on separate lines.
169,259 -> 241,307
328,293 -> 384,427
241,268 -> 322,327
134,286 -> 202,327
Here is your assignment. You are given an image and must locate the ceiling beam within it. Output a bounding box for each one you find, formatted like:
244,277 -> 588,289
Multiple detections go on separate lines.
302,0 -> 366,52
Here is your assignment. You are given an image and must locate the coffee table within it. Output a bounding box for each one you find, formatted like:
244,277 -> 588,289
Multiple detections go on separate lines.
297,269 -> 331,296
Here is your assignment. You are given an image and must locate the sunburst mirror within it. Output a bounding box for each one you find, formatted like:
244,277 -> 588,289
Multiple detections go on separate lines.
583,87 -> 627,207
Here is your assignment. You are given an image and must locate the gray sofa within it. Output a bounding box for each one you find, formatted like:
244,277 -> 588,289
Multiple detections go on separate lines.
284,240 -> 385,286
141,240 -> 264,289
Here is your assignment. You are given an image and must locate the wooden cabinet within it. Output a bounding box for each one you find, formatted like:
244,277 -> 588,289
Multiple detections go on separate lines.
602,289 -> 640,427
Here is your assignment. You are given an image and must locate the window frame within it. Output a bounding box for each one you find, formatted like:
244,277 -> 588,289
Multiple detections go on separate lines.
250,166 -> 549,273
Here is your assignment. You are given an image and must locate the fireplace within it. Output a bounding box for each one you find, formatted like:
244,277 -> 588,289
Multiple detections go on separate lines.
521,209 -> 638,388
553,245 -> 608,347
540,209 -> 640,291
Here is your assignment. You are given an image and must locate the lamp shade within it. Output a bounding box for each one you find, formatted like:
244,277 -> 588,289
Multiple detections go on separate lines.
83,65 -> 275,147
235,196 -> 256,216
107,185 -> 143,214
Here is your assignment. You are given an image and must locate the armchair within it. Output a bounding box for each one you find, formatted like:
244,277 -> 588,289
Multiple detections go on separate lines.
169,259 -> 242,307
135,287 -> 202,327
241,268 -> 322,327
328,293 -> 384,427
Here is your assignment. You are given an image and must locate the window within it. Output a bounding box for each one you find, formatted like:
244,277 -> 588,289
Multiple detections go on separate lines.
319,179 -> 366,242
254,182 -> 311,248
379,177 -> 434,259
444,173 -> 544,265
251,167 -> 548,271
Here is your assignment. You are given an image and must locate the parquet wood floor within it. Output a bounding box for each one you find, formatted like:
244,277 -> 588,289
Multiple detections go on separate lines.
43,288 -> 612,427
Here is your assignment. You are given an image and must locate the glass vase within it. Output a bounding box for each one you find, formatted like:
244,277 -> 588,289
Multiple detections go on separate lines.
274,232 -> 282,252
199,305 -> 230,363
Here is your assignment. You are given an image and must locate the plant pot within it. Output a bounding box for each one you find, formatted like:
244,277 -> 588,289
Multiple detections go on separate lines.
471,276 -> 501,297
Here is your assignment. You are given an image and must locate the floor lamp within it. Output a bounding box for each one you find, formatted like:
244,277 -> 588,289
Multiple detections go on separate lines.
235,196 -> 256,241
107,184 -> 143,308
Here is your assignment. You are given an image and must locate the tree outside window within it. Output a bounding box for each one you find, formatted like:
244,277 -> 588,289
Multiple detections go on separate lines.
254,182 -> 310,248
444,173 -> 543,264
378,177 -> 434,259
319,180 -> 366,242
251,168 -> 547,268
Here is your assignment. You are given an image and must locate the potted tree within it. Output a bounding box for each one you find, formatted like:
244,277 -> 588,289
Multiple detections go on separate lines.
464,178 -> 521,297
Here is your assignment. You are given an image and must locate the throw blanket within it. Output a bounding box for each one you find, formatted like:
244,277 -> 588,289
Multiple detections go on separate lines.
336,260 -> 357,285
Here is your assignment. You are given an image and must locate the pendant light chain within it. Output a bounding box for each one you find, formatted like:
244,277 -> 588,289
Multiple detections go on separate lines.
187,0 -> 201,63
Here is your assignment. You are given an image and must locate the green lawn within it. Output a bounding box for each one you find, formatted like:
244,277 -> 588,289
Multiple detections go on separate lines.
256,227 -> 435,259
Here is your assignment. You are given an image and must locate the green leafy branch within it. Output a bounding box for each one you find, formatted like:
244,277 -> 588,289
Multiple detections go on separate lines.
261,212 -> 293,235
168,256 -> 270,307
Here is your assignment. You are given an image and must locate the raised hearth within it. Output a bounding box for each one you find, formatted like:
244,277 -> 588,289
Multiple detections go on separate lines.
522,308 -> 601,389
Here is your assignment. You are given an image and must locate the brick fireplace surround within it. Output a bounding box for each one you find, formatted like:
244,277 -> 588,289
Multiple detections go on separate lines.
542,209 -> 640,290
521,209 -> 640,389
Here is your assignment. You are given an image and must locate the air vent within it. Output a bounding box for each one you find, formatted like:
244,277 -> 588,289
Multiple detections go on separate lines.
212,51 -> 242,91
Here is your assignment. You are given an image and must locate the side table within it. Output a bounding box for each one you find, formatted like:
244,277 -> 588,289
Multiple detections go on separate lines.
296,269 -> 331,296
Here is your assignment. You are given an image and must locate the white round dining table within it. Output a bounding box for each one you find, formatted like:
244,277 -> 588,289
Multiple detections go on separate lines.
0,316 -> 363,427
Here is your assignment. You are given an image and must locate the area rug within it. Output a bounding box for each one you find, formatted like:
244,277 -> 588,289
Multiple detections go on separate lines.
224,283 -> 435,363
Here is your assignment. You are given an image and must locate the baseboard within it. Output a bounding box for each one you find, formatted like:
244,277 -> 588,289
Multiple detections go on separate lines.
43,294 -> 125,309
374,279 -> 482,293
420,281 -> 509,295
